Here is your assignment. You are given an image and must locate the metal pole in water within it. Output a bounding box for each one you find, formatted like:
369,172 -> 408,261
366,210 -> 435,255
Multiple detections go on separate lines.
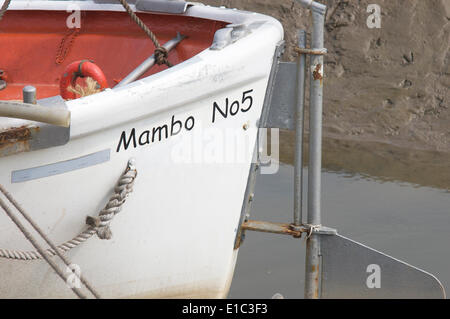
293,30 -> 307,226
304,2 -> 326,299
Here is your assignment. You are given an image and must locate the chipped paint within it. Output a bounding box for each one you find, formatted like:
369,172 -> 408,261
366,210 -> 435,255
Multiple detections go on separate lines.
0,125 -> 38,157
312,63 -> 323,86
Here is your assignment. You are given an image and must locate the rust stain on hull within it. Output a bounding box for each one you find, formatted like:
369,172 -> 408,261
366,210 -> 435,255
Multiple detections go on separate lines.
0,125 -> 38,156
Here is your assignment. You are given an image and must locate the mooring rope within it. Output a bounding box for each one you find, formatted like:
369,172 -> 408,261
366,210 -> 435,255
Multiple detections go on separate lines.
117,0 -> 172,67
0,159 -> 137,261
0,0 -> 11,22
0,194 -> 90,299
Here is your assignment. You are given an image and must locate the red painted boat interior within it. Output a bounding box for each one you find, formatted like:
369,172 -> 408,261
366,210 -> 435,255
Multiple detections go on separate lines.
0,10 -> 226,100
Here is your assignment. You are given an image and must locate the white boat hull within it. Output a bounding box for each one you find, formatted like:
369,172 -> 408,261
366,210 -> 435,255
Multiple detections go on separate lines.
0,1 -> 283,298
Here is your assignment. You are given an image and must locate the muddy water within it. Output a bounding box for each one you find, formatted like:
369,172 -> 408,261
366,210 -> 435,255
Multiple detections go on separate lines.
228,133 -> 450,298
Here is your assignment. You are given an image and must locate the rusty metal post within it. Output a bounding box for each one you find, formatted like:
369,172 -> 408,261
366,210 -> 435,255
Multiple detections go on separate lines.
242,220 -> 308,238
293,30 -> 307,227
302,1 -> 326,299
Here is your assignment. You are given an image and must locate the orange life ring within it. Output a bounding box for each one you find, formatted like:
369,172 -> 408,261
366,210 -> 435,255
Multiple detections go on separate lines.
59,60 -> 108,100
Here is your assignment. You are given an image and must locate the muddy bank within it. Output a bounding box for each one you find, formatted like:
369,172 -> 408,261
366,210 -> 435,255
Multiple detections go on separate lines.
204,0 -> 450,153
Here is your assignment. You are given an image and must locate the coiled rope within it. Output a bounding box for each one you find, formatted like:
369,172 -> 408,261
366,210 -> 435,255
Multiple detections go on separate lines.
117,0 -> 172,67
0,159 -> 137,261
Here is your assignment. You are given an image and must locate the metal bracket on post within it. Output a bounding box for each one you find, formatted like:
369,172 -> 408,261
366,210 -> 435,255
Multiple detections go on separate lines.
261,44 -> 297,131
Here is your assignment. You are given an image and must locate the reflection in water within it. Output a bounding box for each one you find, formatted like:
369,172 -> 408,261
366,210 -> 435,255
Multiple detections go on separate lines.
280,130 -> 450,191
228,133 -> 450,298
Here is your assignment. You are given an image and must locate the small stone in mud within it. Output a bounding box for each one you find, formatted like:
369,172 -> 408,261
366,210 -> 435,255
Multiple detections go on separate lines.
383,99 -> 394,108
424,107 -> 437,115
402,52 -> 414,64
402,79 -> 413,88
376,37 -> 382,47
436,96 -> 447,109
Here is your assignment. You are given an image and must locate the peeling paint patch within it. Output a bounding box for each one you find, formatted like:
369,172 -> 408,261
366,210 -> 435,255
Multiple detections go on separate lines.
312,63 -> 324,83
0,125 -> 37,157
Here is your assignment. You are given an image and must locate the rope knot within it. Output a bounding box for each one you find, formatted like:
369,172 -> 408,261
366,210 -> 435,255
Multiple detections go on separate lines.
154,47 -> 172,67
85,216 -> 112,240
